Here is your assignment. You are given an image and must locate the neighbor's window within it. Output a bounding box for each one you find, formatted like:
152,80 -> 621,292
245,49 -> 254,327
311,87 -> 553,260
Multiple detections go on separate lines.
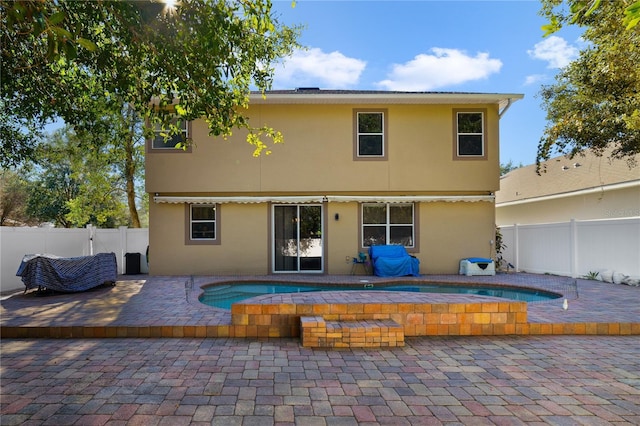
186,204 -> 220,245
361,203 -> 414,248
151,118 -> 190,150
455,111 -> 485,157
355,110 -> 387,159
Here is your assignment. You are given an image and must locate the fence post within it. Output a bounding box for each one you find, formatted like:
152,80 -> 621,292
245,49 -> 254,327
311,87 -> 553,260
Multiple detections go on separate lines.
119,226 -> 128,274
86,224 -> 95,256
513,224 -> 519,272
570,219 -> 578,278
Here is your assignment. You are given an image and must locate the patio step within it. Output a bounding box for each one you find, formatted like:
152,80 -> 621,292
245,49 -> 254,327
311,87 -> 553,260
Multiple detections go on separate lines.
300,316 -> 404,348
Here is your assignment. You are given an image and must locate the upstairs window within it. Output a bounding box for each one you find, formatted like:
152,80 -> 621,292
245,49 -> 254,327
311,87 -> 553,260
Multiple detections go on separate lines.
455,111 -> 486,158
151,118 -> 190,150
354,110 -> 387,159
361,203 -> 414,248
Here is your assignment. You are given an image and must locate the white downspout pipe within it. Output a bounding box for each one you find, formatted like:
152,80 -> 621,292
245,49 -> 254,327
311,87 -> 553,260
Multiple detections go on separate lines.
499,98 -> 513,119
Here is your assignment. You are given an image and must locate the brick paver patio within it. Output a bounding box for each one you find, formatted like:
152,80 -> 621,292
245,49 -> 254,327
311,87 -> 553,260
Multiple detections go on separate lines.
2,335 -> 639,425
1,273 -> 639,424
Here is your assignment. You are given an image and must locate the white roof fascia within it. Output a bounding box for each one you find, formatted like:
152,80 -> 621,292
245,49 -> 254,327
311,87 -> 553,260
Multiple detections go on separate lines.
249,93 -> 524,110
496,180 -> 640,208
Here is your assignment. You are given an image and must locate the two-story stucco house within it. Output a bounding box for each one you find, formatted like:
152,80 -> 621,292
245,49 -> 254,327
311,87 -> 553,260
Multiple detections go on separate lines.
146,89 -> 523,276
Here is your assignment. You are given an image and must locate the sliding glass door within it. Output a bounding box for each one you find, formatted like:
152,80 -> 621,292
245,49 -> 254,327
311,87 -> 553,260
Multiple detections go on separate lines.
273,205 -> 323,272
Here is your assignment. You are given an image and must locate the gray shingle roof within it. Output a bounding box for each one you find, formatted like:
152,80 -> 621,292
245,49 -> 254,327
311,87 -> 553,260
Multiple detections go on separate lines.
496,149 -> 640,205
249,89 -> 523,109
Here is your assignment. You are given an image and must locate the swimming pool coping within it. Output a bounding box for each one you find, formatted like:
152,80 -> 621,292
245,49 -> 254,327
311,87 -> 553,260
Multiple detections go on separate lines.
196,281 -> 562,310
188,276 -> 571,306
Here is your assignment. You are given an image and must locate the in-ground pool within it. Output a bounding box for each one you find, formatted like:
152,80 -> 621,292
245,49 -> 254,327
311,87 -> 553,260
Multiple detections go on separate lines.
198,282 -> 561,310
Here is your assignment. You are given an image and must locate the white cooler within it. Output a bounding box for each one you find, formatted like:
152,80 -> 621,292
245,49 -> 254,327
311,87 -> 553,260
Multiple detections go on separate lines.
459,258 -> 495,276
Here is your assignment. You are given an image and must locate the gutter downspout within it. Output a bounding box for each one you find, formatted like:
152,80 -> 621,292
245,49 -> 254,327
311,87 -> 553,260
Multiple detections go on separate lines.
499,98 -> 513,119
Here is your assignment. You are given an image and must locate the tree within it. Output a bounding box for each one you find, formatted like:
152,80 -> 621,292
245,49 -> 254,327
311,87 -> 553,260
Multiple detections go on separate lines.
537,0 -> 640,170
72,102 -> 147,228
26,128 -> 131,228
119,105 -> 145,228
25,163 -> 79,228
542,0 -> 640,35
0,169 -> 32,226
1,0 -> 301,166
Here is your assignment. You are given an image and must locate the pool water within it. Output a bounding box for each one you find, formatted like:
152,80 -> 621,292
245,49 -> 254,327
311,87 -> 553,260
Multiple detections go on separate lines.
198,282 -> 561,310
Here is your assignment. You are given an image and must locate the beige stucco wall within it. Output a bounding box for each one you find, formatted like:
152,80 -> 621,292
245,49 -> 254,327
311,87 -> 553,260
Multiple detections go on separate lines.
146,103 -> 501,195
496,186 -> 640,226
147,101 -> 502,276
149,202 -> 271,275
150,199 -> 496,276
419,201 -> 496,273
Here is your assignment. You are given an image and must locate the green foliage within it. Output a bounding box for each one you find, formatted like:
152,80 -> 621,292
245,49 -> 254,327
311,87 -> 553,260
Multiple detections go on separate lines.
26,161 -> 78,228
0,169 -> 32,226
2,1 -> 97,63
0,114 -> 41,168
1,0 -> 301,166
494,226 -> 508,270
625,1 -> 640,29
247,127 -> 284,157
500,161 -> 523,176
537,0 -> 640,171
583,271 -> 600,280
541,0 -> 640,35
71,102 -> 147,228
26,128 -> 132,228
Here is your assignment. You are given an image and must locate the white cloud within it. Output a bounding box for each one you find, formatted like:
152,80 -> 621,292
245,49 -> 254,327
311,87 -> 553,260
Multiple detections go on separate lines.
528,36 -> 579,69
375,48 -> 502,91
273,48 -> 366,89
524,74 -> 547,86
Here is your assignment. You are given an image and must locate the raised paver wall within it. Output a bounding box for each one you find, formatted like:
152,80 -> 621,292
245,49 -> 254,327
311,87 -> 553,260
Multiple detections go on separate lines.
230,300 -> 528,338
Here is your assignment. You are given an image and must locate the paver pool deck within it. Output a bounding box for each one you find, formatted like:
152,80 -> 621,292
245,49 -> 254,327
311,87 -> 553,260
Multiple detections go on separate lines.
1,273 -> 639,337
1,273 -> 639,424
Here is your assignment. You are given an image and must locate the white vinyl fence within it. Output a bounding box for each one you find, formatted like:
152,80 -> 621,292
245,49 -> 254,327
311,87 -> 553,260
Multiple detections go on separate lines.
499,217 -> 640,279
1,226 -> 149,294
3,218 -> 637,293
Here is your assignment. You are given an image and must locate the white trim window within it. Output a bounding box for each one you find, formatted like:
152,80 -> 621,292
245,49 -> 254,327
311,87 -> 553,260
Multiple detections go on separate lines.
152,118 -> 189,149
190,204 -> 216,240
362,203 -> 414,247
357,111 -> 385,157
456,111 -> 484,157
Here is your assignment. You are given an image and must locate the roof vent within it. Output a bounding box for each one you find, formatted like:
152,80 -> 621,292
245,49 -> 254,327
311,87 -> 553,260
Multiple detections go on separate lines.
573,162 -> 581,168
296,87 -> 320,92
562,165 -> 570,170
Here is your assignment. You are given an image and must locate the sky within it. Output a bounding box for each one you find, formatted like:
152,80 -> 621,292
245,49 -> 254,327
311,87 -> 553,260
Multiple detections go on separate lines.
266,0 -> 585,167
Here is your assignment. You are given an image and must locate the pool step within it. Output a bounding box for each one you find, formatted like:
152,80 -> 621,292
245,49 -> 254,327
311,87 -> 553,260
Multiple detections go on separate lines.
199,290 -> 273,305
300,316 -> 404,348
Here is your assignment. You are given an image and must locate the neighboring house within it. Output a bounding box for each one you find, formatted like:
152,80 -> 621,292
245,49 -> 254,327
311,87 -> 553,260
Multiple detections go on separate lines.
496,149 -> 640,226
146,89 -> 523,275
